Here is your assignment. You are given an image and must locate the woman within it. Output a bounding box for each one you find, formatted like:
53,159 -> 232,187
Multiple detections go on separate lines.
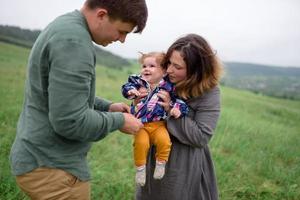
136,33 -> 223,200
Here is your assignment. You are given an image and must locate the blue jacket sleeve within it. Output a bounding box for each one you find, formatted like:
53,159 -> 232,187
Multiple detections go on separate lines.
121,75 -> 140,99
171,98 -> 189,117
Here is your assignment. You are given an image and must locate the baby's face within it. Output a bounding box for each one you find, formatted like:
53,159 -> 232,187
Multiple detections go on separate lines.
141,56 -> 165,85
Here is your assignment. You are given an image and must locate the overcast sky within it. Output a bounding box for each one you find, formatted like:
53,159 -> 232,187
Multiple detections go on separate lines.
1,0 -> 300,67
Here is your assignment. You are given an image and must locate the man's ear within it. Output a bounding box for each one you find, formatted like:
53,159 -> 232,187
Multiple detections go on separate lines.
96,8 -> 108,19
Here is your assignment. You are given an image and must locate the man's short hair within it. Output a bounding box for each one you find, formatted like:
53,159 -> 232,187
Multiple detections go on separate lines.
85,0 -> 148,33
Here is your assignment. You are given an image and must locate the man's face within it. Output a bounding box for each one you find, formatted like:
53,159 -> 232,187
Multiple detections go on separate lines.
91,10 -> 135,46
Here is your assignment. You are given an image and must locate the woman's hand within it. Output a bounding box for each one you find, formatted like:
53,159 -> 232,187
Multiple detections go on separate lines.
157,90 -> 171,112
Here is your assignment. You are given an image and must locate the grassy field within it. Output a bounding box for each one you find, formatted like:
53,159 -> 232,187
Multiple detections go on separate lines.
0,42 -> 299,200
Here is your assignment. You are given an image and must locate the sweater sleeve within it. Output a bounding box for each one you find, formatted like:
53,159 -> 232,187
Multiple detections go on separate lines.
48,39 -> 124,142
167,87 -> 221,148
94,97 -> 112,111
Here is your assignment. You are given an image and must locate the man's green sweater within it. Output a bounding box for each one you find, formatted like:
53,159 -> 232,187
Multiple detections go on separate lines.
9,10 -> 124,181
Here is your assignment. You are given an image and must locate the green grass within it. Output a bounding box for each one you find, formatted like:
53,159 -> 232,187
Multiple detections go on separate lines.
0,42 -> 299,200
213,87 -> 300,200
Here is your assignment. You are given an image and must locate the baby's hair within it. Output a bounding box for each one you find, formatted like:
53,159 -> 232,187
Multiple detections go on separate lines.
138,51 -> 166,68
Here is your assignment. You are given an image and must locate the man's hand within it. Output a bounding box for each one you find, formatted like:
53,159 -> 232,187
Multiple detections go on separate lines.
108,102 -> 130,113
120,113 -> 143,135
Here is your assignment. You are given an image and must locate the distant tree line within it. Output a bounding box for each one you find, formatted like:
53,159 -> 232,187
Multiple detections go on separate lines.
222,62 -> 300,100
2,25 -> 300,100
0,25 -> 40,48
0,24 -> 131,68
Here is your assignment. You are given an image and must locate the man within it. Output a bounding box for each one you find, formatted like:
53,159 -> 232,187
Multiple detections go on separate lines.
9,0 -> 148,199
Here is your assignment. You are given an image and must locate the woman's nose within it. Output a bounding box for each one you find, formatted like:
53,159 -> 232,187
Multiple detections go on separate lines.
166,65 -> 172,74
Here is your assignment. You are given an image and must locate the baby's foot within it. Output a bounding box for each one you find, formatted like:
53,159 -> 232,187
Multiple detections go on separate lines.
153,160 -> 166,180
136,165 -> 146,186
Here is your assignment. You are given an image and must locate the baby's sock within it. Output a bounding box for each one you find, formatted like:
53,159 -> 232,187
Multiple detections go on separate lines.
153,160 -> 166,180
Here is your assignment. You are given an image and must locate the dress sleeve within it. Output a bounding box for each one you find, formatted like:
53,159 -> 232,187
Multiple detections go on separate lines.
48,39 -> 124,142
167,87 -> 221,148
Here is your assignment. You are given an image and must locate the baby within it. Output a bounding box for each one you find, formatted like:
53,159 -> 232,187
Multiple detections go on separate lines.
121,52 -> 188,186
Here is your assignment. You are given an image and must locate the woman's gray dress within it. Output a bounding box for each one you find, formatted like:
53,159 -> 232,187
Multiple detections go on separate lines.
136,86 -> 221,200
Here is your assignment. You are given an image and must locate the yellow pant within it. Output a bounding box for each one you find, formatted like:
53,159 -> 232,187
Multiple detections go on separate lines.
16,167 -> 90,200
134,121 -> 172,166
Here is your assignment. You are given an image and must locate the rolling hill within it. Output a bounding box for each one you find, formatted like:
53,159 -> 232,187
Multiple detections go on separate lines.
222,62 -> 300,100
1,24 -> 300,100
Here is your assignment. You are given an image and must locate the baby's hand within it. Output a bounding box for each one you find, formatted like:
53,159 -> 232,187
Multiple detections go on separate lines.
138,87 -> 148,97
170,107 -> 181,118
128,89 -> 140,97
131,87 -> 148,105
